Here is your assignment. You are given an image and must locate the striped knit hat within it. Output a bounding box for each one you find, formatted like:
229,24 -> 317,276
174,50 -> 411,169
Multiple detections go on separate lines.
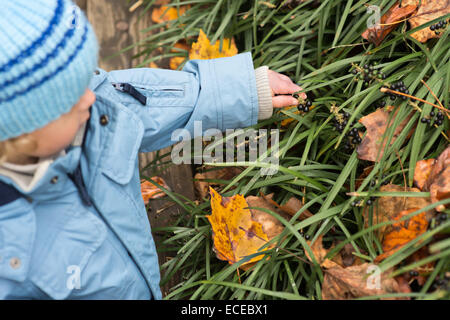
0,0 -> 99,141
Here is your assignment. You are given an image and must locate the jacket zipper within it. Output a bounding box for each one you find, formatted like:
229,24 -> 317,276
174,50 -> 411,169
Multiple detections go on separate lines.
111,83 -> 147,106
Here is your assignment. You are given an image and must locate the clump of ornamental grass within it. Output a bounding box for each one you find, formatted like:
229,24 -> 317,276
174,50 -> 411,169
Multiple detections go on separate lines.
131,0 -> 450,300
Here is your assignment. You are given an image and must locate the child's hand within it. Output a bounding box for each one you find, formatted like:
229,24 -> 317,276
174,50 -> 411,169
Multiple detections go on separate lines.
268,69 -> 307,108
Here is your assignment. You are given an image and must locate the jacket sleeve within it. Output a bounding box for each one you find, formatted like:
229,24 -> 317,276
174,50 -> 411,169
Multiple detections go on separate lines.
105,52 -> 260,153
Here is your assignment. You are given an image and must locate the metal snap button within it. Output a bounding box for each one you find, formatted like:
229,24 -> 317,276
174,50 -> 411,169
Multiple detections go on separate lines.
94,69 -> 100,75
50,176 -> 59,184
100,114 -> 109,126
10,257 -> 21,269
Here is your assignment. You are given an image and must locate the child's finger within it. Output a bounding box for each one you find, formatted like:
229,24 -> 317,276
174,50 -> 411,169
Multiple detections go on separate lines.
273,82 -> 303,95
272,95 -> 299,108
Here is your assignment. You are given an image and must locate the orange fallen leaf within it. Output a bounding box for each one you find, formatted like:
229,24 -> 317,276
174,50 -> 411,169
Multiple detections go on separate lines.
207,188 -> 274,268
362,2 -> 418,46
140,177 -> 170,204
357,107 -> 414,162
151,5 -> 189,24
189,29 -> 238,60
279,105 -> 316,127
375,208 -> 429,262
363,184 -> 433,243
280,105 -> 299,126
169,41 -> 190,70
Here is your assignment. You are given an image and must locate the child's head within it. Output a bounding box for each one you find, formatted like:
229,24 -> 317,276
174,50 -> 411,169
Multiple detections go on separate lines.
0,88 -> 96,164
0,0 -> 99,164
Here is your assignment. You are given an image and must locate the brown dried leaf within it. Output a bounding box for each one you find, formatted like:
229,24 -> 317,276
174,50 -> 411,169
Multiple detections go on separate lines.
429,166 -> 450,212
357,107 -> 414,162
362,2 -> 418,46
426,145 -> 450,189
340,243 -> 361,267
245,196 -> 286,240
407,0 -> 450,43
416,145 -> 450,211
407,246 -> 435,286
322,263 -> 408,300
260,192 -> 313,220
304,235 -> 359,269
194,167 -> 243,199
414,158 -> 436,190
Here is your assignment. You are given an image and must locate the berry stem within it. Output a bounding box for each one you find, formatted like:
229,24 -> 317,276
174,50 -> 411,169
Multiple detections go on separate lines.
380,87 -> 449,117
420,79 -> 449,120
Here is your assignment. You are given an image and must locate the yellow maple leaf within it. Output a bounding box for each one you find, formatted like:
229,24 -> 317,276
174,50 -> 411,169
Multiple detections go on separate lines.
189,29 -> 238,60
207,187 -> 269,267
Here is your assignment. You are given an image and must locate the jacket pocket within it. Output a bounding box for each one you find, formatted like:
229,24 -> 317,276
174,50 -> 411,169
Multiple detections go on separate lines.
29,206 -> 107,300
112,82 -> 185,99
133,84 -> 185,98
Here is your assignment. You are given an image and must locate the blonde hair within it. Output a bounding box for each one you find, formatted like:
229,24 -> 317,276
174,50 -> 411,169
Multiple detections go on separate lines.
0,134 -> 38,165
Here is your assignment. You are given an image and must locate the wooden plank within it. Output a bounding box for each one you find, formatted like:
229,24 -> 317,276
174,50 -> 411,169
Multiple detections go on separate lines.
86,0 -> 133,71
84,0 -> 194,297
74,0 -> 87,11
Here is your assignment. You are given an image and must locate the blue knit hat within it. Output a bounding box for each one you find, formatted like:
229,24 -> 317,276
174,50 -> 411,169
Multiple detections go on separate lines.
0,0 -> 99,141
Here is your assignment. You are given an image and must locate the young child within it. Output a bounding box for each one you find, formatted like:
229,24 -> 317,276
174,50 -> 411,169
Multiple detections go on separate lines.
0,0 -> 305,299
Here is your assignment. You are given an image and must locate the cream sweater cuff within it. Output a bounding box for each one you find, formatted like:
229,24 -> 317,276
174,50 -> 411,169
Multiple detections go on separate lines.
254,66 -> 273,120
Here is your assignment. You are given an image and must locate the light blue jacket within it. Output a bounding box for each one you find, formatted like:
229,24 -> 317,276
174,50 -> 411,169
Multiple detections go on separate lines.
0,53 -> 263,299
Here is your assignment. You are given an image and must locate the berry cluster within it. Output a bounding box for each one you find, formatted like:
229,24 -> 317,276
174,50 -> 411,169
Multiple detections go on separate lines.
430,20 -> 448,35
383,80 -> 409,101
409,270 -> 419,277
298,99 -> 312,112
421,110 -> 445,126
373,100 -> 386,109
352,62 -> 386,87
333,111 -> 352,133
343,127 -> 362,151
369,174 -> 390,187
350,196 -> 376,207
434,212 -> 447,226
331,111 -> 364,152
430,275 -> 449,291
299,230 -> 310,240
293,94 -> 313,113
